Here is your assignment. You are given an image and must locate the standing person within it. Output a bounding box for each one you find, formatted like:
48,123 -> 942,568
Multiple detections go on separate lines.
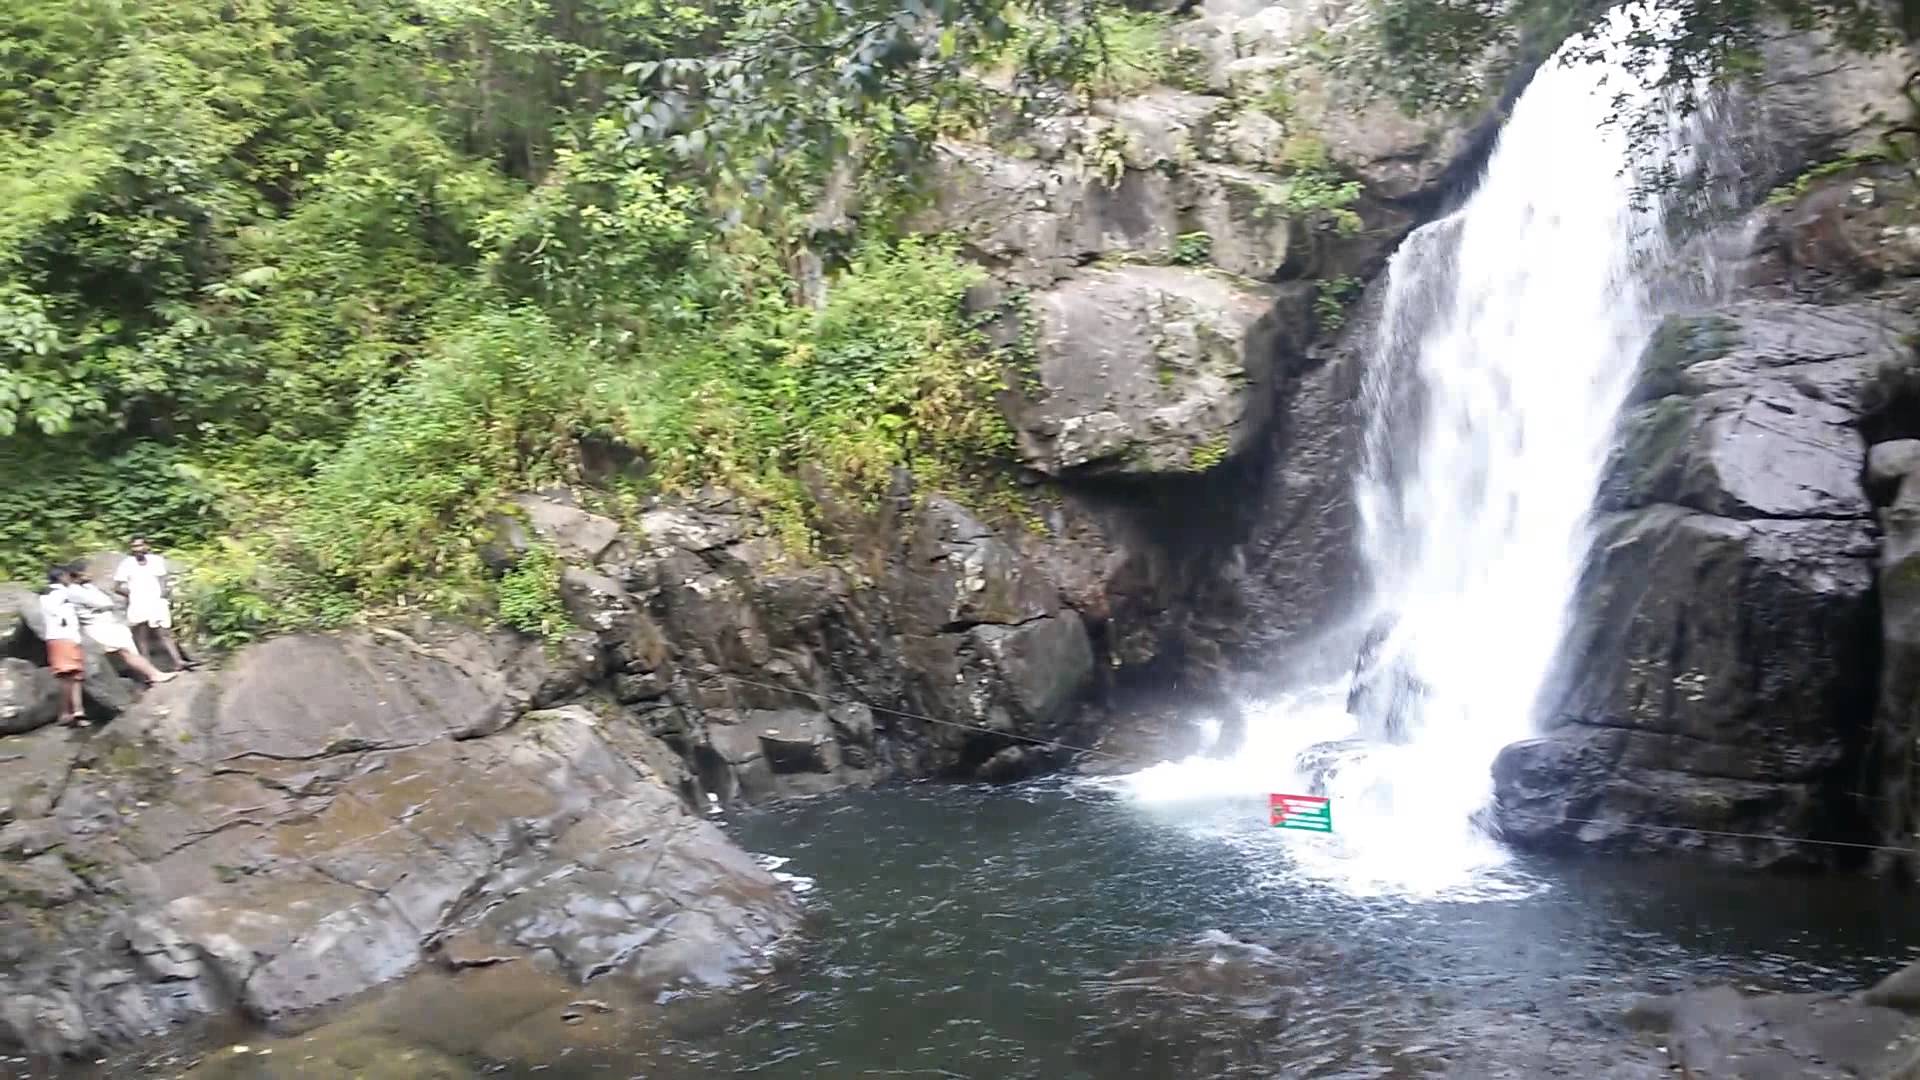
39,567 -> 86,726
65,565 -> 174,687
114,537 -> 188,670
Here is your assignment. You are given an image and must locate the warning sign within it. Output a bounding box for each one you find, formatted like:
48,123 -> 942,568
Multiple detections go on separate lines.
1269,793 -> 1332,833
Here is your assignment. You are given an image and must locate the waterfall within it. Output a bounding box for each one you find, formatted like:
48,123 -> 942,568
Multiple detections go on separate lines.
1121,14 -> 1734,897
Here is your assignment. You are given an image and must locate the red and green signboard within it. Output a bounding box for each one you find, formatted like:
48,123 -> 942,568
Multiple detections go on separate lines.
1269,793 -> 1332,833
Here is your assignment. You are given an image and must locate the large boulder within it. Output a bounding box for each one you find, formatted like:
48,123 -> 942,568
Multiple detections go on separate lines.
1737,28 -> 1920,194
887,498 -> 1097,777
0,625 -> 798,1059
0,658 -> 56,735
582,489 -> 1104,796
1011,266 -> 1286,478
920,136 -> 1334,288
1625,959 -> 1920,1080
1494,508 -> 1878,863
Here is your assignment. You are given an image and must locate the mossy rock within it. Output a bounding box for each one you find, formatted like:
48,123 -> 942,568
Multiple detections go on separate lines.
1633,314 -> 1741,404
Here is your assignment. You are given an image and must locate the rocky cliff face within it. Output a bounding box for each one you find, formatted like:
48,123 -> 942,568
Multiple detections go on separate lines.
915,0 -> 1520,694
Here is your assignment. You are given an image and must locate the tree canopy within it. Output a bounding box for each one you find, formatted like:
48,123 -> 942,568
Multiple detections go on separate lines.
0,0 -> 1127,638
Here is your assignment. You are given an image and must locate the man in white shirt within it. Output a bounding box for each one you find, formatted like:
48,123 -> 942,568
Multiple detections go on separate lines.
39,567 -> 86,726
114,537 -> 188,671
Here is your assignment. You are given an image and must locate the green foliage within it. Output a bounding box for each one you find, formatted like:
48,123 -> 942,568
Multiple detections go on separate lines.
1084,10 -> 1171,95
1253,82 -> 1297,123
1276,136 -> 1366,233
1315,275 -> 1364,332
1078,123 -> 1133,187
0,441 -> 217,581
1172,231 -> 1214,266
1281,174 -> 1366,234
0,0 -> 1053,639
177,540 -> 282,650
296,307 -> 596,600
1188,434 -> 1231,472
623,239 -> 1013,537
1343,0 -> 1905,128
1766,149 -> 1890,204
497,544 -> 572,640
626,0 -> 1113,209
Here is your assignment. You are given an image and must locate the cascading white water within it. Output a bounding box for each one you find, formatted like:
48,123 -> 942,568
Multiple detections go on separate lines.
1121,15 -> 1732,897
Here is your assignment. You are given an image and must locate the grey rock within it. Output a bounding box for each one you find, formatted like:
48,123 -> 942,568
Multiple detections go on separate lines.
916,137 -> 1331,287
1493,508 -> 1877,865
1015,266 -> 1281,477
559,566 -> 632,635
0,852 -> 85,906
0,990 -> 91,1059
115,631 -> 526,760
0,818 -> 61,858
1170,0 -> 1512,203
1869,439 -> 1920,503
1870,426 -> 1920,875
1,583 -> 47,643
1629,983 -> 1915,1079
1185,270 -> 1387,674
902,610 -> 1094,777
0,658 -> 56,735
1739,29 -> 1920,188
638,505 -> 748,554
1865,958 -> 1920,1013
1093,90 -> 1218,169
0,726 -> 81,824
894,498 -> 1057,635
0,630 -> 799,1058
509,492 -> 624,564
1602,301 -> 1914,519
743,710 -> 839,774
77,641 -> 142,722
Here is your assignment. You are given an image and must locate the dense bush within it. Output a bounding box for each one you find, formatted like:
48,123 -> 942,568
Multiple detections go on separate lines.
0,0 -> 1100,641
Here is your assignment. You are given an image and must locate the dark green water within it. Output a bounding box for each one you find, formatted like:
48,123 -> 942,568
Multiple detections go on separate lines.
518,778 -> 1920,1079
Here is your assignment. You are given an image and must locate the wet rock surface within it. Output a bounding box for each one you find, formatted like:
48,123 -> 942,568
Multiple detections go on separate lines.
1626,958 -> 1920,1080
0,617 -> 799,1060
583,489 -> 1109,795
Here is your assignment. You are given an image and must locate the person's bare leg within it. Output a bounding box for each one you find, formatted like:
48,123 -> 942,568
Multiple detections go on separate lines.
115,648 -> 173,685
124,624 -> 154,663
156,627 -> 187,670
61,679 -> 84,725
133,624 -> 163,668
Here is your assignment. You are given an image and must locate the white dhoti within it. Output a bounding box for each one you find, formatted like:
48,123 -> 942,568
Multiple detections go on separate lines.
85,619 -> 137,654
126,595 -> 172,629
